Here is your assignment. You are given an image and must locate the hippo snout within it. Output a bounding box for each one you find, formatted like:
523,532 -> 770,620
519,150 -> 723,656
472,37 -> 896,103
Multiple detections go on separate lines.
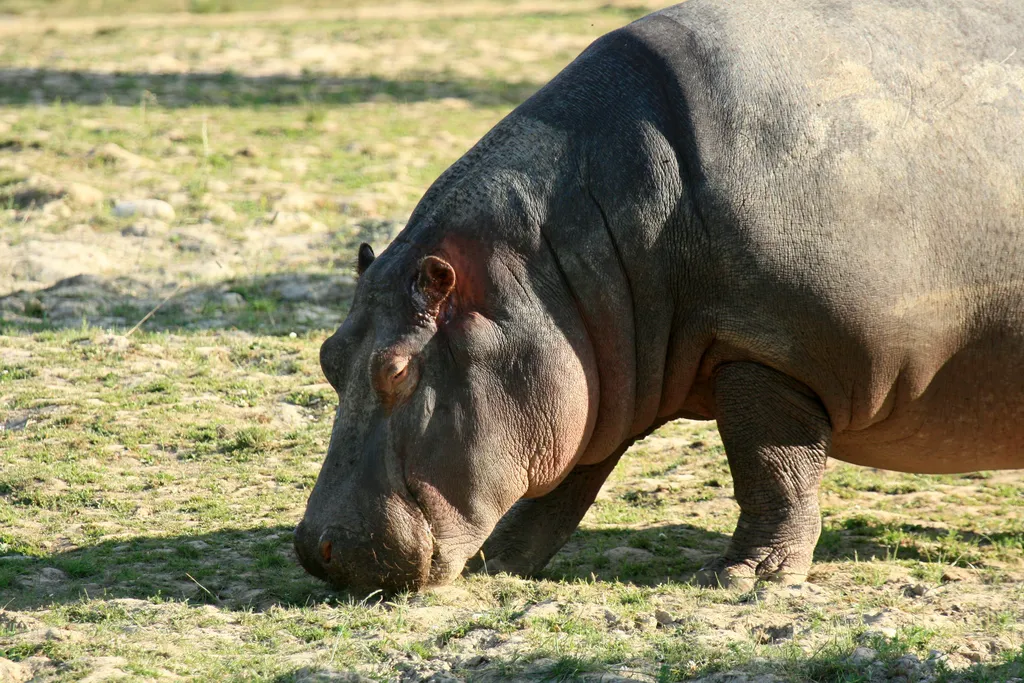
293,519 -> 328,581
293,496 -> 435,594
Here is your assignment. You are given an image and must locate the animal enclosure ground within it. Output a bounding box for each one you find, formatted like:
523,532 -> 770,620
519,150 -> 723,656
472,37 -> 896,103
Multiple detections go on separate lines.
1,1 -> 1023,681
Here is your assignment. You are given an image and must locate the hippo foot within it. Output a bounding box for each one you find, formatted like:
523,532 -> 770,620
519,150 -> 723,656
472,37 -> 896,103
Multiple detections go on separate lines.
695,552 -> 809,590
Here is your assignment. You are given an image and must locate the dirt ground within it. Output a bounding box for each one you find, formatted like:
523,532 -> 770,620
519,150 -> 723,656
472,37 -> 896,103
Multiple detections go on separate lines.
1,2 -> 1022,682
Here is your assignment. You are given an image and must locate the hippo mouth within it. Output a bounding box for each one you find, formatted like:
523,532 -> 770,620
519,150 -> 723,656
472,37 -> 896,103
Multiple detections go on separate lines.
295,485 -> 438,594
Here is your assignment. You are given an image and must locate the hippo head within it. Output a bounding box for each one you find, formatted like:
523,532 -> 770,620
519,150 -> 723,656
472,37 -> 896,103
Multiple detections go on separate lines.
294,235 -> 596,593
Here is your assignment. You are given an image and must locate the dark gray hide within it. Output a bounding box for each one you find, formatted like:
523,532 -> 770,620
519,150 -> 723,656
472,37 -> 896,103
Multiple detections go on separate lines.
296,0 -> 1024,592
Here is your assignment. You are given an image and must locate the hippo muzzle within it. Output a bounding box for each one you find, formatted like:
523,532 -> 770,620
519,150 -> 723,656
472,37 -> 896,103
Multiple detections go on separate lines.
294,490 -> 434,594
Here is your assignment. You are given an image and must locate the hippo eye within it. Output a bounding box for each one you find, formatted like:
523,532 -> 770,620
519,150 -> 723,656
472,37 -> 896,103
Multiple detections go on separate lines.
372,354 -> 418,406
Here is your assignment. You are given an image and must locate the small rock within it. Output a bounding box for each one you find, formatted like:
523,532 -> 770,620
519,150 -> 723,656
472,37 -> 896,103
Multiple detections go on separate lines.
943,653 -> 975,670
206,202 -> 238,223
850,647 -> 877,665
0,657 -> 30,683
35,567 -> 69,584
113,199 -> 175,221
275,280 -> 316,302
97,334 -> 130,351
654,609 -> 676,627
904,583 -> 929,597
79,656 -> 129,683
756,622 -> 795,642
220,292 -> 245,309
893,654 -> 921,676
121,219 -> 169,237
0,611 -> 43,632
633,614 -> 658,632
941,567 -> 971,582
91,143 -> 153,169
603,547 -> 655,564
521,600 -> 560,620
41,200 -> 71,218
863,627 -> 898,639
64,182 -> 104,206
20,627 -> 83,644
459,654 -> 487,669
1,417 -> 29,432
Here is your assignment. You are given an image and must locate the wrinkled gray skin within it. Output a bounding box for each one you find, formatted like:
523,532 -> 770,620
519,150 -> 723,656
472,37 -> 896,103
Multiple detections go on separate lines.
295,0 -> 1024,593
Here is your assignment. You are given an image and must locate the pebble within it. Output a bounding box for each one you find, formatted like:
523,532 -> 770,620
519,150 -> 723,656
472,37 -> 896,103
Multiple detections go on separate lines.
220,292 -> 246,309
941,567 -> 971,582
654,609 -> 676,627
904,583 -> 929,597
64,182 -> 104,206
41,200 -> 71,218
35,567 -> 69,584
0,657 -> 30,683
91,142 -> 153,169
121,219 -> 169,237
112,199 -> 175,221
521,600 -> 560,620
206,202 -> 238,223
893,654 -> 921,676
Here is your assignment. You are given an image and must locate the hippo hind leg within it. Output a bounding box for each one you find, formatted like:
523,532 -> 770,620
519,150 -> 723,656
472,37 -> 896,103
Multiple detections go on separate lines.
697,362 -> 830,590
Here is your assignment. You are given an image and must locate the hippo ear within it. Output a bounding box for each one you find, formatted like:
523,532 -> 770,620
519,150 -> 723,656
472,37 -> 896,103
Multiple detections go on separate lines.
357,243 -> 376,276
416,256 -> 456,318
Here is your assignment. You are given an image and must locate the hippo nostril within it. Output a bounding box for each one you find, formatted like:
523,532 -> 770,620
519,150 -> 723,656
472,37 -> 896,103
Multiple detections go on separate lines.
320,539 -> 332,564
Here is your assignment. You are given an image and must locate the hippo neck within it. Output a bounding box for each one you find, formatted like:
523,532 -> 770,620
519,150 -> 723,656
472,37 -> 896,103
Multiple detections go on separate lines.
405,108 -> 714,468
539,145 -> 713,465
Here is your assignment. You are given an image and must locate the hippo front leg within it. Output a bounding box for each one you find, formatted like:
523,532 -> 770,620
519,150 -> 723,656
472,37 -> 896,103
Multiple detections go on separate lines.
699,362 -> 831,590
466,447 -> 626,577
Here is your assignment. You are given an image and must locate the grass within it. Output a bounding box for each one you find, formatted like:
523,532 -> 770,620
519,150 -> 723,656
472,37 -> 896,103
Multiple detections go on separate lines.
1,0 -> 1022,681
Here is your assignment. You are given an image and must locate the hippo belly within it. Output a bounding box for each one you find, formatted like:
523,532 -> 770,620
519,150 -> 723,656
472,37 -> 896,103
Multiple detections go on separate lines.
833,328 -> 1024,473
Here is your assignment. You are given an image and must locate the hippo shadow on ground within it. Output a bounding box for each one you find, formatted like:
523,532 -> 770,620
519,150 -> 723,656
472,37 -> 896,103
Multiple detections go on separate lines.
0,525 -> 343,612
270,644 -> 1024,683
0,68 -> 542,108
539,518 -> 1021,586
0,270 -> 359,336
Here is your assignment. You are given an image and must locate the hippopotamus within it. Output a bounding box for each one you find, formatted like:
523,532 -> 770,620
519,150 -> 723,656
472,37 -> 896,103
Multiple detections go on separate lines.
294,0 -> 1024,593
